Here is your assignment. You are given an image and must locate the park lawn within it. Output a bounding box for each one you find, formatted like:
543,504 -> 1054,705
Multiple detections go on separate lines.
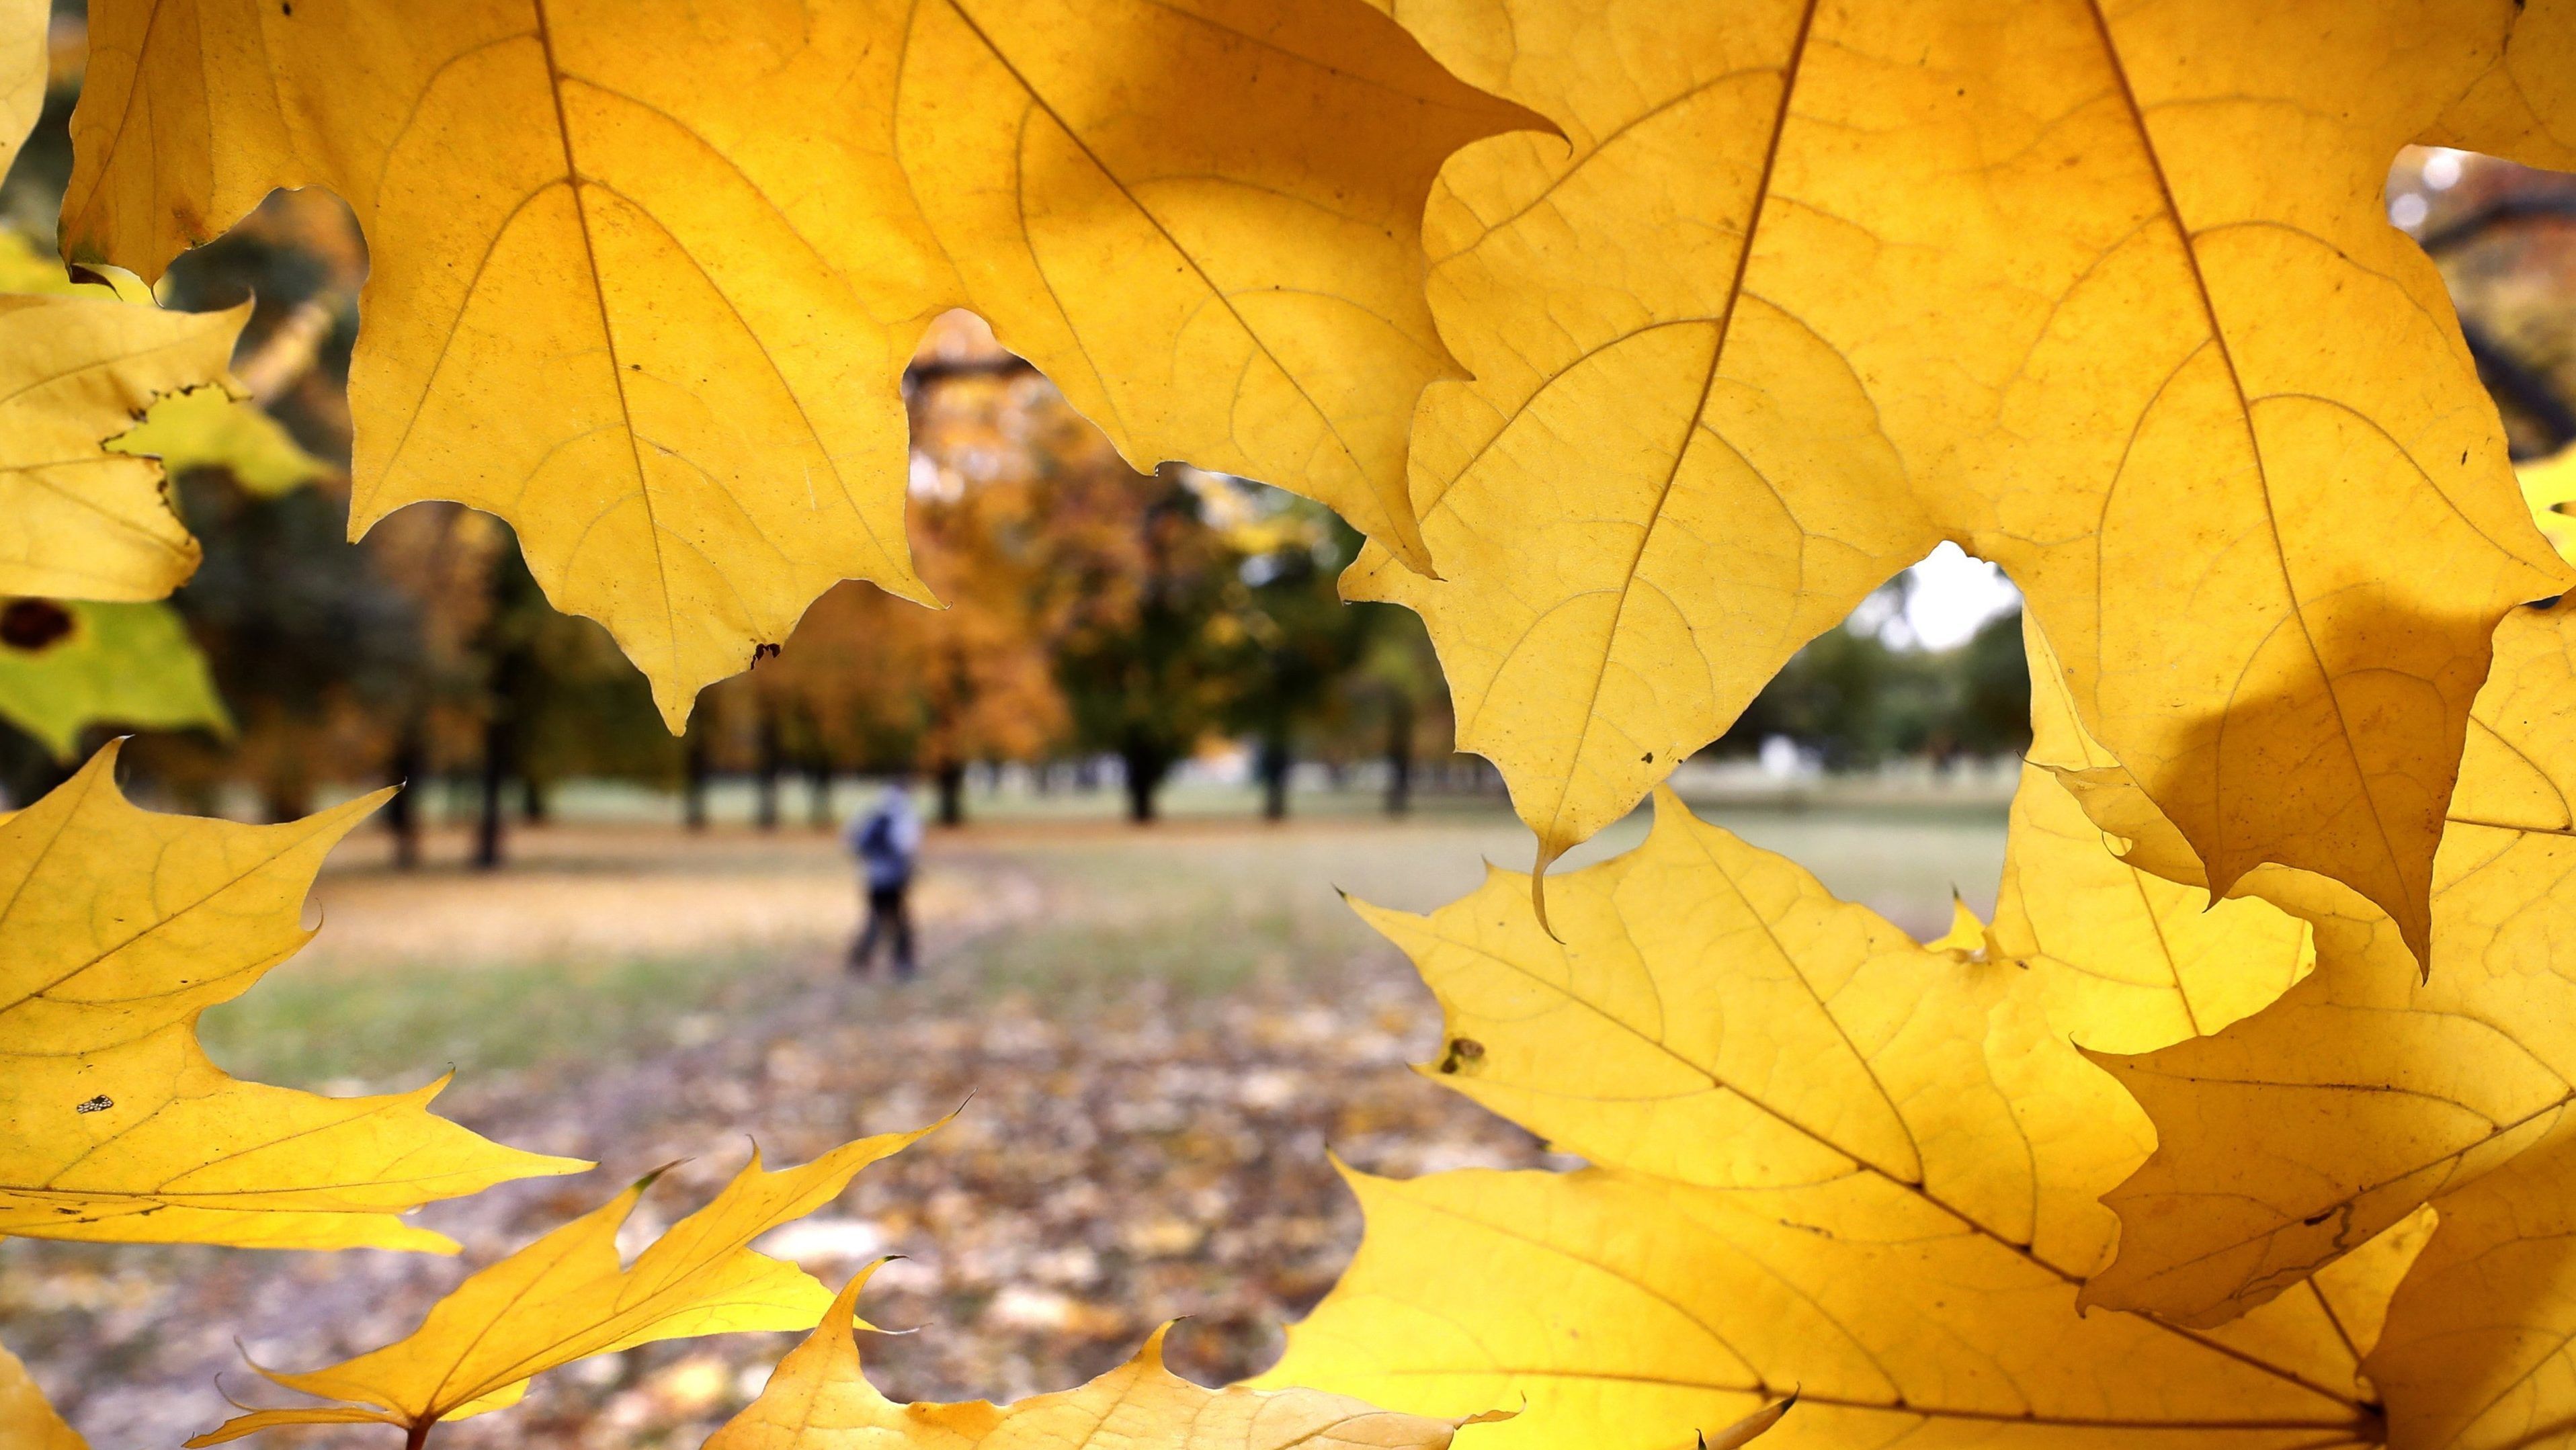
198,800 -> 2007,1090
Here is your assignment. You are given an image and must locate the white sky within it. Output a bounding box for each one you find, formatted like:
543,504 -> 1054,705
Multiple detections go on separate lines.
1888,542 -> 2022,650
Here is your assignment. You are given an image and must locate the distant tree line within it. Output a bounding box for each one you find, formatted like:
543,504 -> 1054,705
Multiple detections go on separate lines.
1718,589 -> 2030,772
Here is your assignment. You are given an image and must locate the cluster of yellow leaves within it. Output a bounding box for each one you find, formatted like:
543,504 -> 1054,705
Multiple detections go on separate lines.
1248,584 -> 2576,1447
0,0 -> 322,761
704,1265 -> 1507,1450
35,1 -> 2576,1447
2054,595 -> 2576,1336
1261,779 -> 2420,1448
0,0 -> 254,609
1352,0 -> 2576,962
192,1134 -> 927,1444
176,1142 -> 1526,1450
65,0 -> 1535,726
0,230 -> 332,501
0,744 -> 583,1249
2056,589 -> 2576,1448
0,735 -> 1495,1450
57,0 -> 2576,988
0,286 -> 244,603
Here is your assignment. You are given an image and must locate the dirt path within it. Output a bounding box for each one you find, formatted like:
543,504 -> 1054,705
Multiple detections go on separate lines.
298,824 -> 1044,973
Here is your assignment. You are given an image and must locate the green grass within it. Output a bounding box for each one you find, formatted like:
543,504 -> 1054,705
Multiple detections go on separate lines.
199,803 -> 2009,1089
195,951 -> 791,1086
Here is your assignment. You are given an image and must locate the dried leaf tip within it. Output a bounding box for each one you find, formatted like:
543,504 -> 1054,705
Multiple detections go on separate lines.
1701,1390 -> 1796,1450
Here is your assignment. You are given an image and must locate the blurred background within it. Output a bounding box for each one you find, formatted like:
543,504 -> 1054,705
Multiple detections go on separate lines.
7,7 -> 2576,1447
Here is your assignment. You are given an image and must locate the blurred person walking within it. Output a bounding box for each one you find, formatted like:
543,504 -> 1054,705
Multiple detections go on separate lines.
845,783 -> 923,978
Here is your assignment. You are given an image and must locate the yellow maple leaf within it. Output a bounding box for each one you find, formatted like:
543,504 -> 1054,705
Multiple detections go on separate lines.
2420,0 -> 2576,168
1264,791 -> 2403,1449
190,1132 -> 932,1445
0,230 -> 333,500
109,388 -> 333,499
0,1349 -> 84,1450
2518,443 -> 2576,566
0,597 -> 231,759
62,0 -> 1537,727
2366,1132 -> 2576,1450
0,292 -> 247,603
0,0 -> 37,184
705,1264 -> 1522,1450
0,743 -> 582,1251
1963,759 -> 2312,1054
0,1341 -> 85,1450
2077,597 -> 2576,1330
1954,617 -> 2317,1054
0,19 -> 252,609
1347,0 -> 2572,962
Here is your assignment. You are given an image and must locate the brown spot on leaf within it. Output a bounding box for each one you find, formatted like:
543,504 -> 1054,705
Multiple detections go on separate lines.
0,599 -> 75,652
1436,1037 -> 1485,1074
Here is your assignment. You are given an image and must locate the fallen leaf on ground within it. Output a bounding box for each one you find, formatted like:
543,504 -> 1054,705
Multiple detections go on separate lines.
190,1131 -> 933,1445
1352,0 -> 2571,963
706,1264 -> 1513,1450
64,0 -> 1536,724
0,743 -> 583,1251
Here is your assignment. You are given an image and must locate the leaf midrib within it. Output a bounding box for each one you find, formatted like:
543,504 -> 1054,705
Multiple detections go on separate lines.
528,0 -> 679,679
1538,0 -> 1821,854
2075,0 -> 2409,915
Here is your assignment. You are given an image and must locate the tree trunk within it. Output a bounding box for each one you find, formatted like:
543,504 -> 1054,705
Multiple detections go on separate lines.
935,760 -> 968,827
753,710 -> 782,830
263,728 -> 315,823
805,758 -> 834,828
387,728 -> 425,868
1384,696 -> 1414,817
0,723 -> 71,812
1122,742 -> 1167,824
474,712 -> 509,869
683,730 -> 711,831
1258,731 -> 1290,822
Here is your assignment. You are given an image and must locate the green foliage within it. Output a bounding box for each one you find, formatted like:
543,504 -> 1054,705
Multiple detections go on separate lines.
1723,594 -> 2030,770
0,597 -> 228,760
